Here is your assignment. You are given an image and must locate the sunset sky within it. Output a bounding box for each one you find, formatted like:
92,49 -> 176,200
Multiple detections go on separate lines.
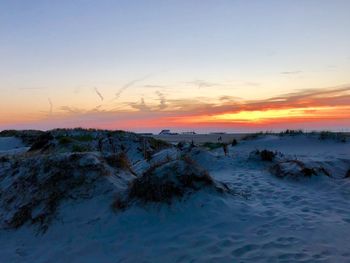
1,0 -> 350,132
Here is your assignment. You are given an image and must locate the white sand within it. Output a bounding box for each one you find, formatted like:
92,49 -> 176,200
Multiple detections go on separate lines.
0,137 -> 29,154
0,134 -> 350,262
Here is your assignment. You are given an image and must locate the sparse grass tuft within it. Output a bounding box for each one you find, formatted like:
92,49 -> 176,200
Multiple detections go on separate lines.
270,160 -> 330,179
252,149 -> 276,162
73,134 -> 94,142
242,132 -> 264,141
28,132 -> 54,152
231,139 -> 238,146
319,131 -> 347,142
72,144 -> 91,152
58,136 -> 74,145
279,129 -> 304,136
202,142 -> 224,150
146,137 -> 171,151
259,149 -> 276,162
113,158 -> 216,208
105,152 -> 135,174
345,169 -> 350,178
111,195 -> 128,212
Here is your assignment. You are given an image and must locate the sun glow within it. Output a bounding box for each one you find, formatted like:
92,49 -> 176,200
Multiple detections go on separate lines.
214,107 -> 329,122
177,106 -> 350,124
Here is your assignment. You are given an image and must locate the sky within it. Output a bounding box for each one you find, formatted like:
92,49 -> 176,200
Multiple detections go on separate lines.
1,0 -> 350,133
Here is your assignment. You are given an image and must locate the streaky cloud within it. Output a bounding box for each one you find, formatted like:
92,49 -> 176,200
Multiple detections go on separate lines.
114,74 -> 152,100
48,98 -> 53,116
155,91 -> 167,110
94,87 -> 104,101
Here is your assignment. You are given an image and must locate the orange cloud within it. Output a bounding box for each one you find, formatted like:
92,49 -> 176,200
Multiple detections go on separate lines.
1,85 -> 350,132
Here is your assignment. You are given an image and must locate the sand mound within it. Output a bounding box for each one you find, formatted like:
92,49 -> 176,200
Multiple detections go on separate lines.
115,158 -> 229,208
0,153 -> 111,232
270,160 -> 330,179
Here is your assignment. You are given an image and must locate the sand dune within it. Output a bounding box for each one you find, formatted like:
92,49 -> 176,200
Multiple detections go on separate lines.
0,130 -> 349,262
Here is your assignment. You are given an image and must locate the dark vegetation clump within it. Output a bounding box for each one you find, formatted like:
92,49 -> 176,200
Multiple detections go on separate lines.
231,139 -> 238,146
0,129 -> 175,230
104,152 -> 135,175
129,160 -> 213,203
223,144 -> 228,156
8,205 -> 32,229
0,154 -> 105,233
202,142 -> 224,150
71,144 -> 91,152
260,150 -> 276,161
0,130 -> 45,145
270,160 -> 330,180
0,156 -> 10,163
279,129 -> 304,136
300,167 -> 317,177
176,141 -> 185,150
0,129 -> 19,137
176,141 -> 196,151
28,132 -> 54,152
111,195 -> 128,212
253,149 -> 276,162
138,137 -> 171,161
145,137 -> 171,151
73,134 -> 94,142
58,136 -> 74,145
318,131 -> 347,143
345,169 -> 350,178
113,157 -> 228,209
58,135 -> 93,145
242,132 -> 264,141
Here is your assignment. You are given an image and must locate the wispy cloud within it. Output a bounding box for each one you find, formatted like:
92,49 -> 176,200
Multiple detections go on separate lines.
129,98 -> 151,112
94,87 -> 104,101
115,75 -> 152,100
120,85 -> 350,115
185,80 -> 220,89
155,91 -> 167,110
59,106 -> 82,114
47,98 -> 53,116
281,71 -> 302,75
18,87 -> 47,90
143,84 -> 166,88
14,85 -> 350,131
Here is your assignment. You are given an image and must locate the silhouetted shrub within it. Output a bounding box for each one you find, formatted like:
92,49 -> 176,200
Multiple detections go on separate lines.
7,204 -> 32,229
111,195 -> 127,212
146,137 -> 171,151
231,139 -> 238,146
270,160 -> 330,179
58,136 -> 74,145
202,142 -> 224,150
251,149 -> 276,162
319,131 -> 347,142
73,134 -> 94,142
176,141 -> 185,150
72,144 -> 91,152
105,152 -> 135,174
279,129 -> 304,136
345,170 -> 350,178
123,158 -> 215,205
28,132 -> 54,152
242,132 -> 263,141
223,144 -> 228,156
301,167 -> 317,177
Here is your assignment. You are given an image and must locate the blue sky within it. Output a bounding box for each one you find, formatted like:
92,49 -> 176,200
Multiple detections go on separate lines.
0,0 -> 350,131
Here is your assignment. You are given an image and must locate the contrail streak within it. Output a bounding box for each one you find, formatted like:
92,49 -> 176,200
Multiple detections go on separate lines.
156,91 -> 167,110
48,98 -> 53,115
94,87 -> 104,101
114,74 -> 152,100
